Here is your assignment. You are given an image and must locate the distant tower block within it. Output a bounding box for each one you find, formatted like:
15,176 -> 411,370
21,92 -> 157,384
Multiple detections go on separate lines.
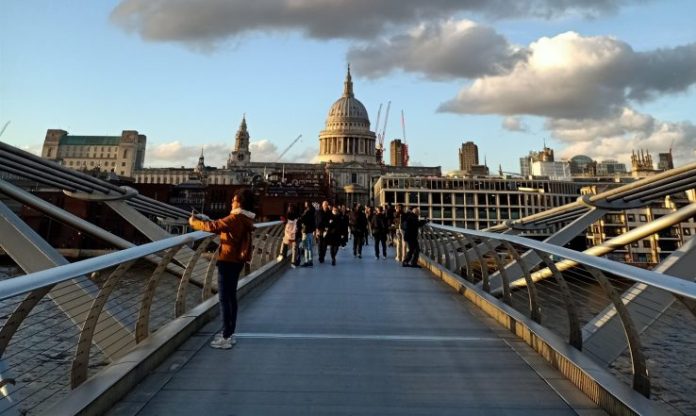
459,141 -> 479,173
390,139 -> 407,167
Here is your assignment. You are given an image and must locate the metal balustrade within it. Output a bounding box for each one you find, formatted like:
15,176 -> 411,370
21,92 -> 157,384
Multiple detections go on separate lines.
0,222 -> 282,415
419,223 -> 696,415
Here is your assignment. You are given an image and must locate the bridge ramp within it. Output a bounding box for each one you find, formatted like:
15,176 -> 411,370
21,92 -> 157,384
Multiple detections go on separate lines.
109,246 -> 604,415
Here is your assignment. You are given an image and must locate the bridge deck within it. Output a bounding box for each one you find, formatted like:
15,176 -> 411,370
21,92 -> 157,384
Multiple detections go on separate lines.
109,246 -> 605,415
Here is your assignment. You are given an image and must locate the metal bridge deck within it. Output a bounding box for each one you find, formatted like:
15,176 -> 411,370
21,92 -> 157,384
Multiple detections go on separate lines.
109,246 -> 604,416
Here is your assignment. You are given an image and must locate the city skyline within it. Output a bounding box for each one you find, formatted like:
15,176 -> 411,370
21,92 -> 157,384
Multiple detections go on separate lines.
2,1 -> 696,173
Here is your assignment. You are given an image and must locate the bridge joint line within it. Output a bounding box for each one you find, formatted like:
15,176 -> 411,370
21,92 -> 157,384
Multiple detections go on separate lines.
233,332 -> 502,343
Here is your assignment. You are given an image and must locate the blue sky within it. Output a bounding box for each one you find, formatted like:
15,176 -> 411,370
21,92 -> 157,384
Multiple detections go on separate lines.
2,1 -> 695,173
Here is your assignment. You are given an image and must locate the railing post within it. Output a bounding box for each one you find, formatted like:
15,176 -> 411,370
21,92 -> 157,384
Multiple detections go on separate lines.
469,236 -> 490,293
71,261 -> 136,388
176,237 -> 215,317
583,266 -> 651,397
534,250 -> 582,349
501,241 -> 541,323
455,234 -> 474,282
136,245 -> 185,343
483,239 -> 512,305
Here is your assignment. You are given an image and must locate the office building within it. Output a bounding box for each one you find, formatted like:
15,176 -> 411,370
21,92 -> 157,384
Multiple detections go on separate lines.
41,129 -> 146,177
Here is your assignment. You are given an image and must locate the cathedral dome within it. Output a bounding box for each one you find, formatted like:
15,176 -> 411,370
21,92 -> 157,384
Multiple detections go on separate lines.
318,65 -> 376,164
327,96 -> 369,124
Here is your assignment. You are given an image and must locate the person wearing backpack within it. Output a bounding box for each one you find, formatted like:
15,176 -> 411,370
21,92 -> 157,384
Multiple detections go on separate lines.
189,189 -> 256,349
277,204 -> 300,267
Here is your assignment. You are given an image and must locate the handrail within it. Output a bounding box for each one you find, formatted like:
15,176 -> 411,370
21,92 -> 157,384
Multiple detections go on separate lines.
0,231 -> 210,301
428,223 -> 696,301
0,220 -> 281,301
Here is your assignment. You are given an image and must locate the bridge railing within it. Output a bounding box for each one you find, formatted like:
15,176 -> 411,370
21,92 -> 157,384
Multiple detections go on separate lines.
0,221 -> 283,416
420,223 -> 696,415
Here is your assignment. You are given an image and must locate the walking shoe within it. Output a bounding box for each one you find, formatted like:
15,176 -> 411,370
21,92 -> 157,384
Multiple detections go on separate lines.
210,334 -> 234,349
358,254 -> 362,258
291,264 -> 297,269
331,259 -> 336,266
276,255 -> 284,262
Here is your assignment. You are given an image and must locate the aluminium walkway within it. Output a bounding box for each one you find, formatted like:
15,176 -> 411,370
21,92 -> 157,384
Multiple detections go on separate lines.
108,246 -> 606,416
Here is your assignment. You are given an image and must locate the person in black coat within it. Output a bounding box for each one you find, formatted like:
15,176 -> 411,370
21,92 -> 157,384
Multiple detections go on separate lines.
402,207 -> 427,267
349,204 -> 368,258
371,206 -> 388,259
315,201 -> 332,263
325,206 -> 343,266
299,201 -> 316,267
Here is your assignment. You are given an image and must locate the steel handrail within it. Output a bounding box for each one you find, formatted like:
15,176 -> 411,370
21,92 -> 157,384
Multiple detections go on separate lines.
428,223 -> 696,301
0,221 -> 280,301
0,231 -> 211,301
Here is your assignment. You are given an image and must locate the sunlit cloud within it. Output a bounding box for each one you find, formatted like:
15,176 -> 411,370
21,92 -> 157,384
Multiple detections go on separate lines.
439,32 -> 696,119
551,107 -> 696,167
111,0 -> 640,48
502,116 -> 529,132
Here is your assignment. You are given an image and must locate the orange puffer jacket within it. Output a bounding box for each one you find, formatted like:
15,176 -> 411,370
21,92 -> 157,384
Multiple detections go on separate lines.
189,209 -> 256,263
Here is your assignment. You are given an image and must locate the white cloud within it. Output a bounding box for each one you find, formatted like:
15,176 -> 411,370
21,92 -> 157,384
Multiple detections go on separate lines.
143,139 -> 319,167
20,144 -> 42,156
145,141 -> 229,167
502,116 -> 529,132
439,32 -> 696,119
111,0 -> 640,47
550,107 -> 696,167
349,19 -> 526,80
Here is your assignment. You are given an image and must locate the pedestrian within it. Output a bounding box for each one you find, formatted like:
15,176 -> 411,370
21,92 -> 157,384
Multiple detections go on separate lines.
386,203 -> 396,246
339,205 -> 349,247
393,204 -> 406,262
349,204 -> 368,258
371,206 -> 388,259
316,201 -> 331,263
402,207 -> 428,267
188,189 -> 256,349
277,204 -> 299,268
300,200 -> 316,267
364,205 -> 373,246
326,205 -> 342,265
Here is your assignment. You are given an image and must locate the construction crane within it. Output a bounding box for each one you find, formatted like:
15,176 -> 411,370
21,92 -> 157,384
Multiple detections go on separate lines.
400,110 -> 409,167
375,101 -> 390,166
275,134 -> 302,162
0,121 -> 10,138
374,103 -> 383,138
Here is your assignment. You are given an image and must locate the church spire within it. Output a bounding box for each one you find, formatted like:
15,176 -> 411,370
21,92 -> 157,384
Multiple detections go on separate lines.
343,63 -> 354,98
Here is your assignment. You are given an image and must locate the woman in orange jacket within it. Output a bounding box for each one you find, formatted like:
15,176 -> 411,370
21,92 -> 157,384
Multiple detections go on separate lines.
189,189 -> 256,349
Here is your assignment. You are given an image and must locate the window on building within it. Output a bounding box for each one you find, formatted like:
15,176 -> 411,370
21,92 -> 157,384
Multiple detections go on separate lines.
47,148 -> 53,157
639,214 -> 647,222
351,173 -> 357,183
631,242 -> 639,247
642,240 -> 651,248
627,214 -> 635,222
684,228 -> 691,235
123,149 -> 129,158
121,162 -> 126,167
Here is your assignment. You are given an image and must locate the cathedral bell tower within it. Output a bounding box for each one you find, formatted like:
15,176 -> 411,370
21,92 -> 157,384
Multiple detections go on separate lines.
228,115 -> 251,167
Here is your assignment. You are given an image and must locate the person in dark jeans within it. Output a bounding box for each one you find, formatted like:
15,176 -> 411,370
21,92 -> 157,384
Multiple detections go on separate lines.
189,189 -> 256,349
349,204 -> 368,258
371,206 -> 388,259
316,201 -> 331,263
300,201 -> 316,267
402,207 -> 427,267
